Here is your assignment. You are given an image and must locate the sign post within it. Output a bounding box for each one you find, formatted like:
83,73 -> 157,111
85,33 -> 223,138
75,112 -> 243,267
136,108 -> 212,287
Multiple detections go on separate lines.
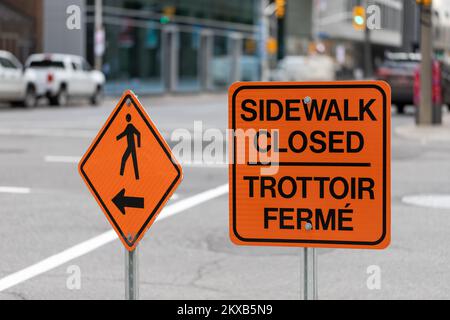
79,90 -> 182,299
303,247 -> 317,300
229,81 -> 391,299
125,246 -> 139,300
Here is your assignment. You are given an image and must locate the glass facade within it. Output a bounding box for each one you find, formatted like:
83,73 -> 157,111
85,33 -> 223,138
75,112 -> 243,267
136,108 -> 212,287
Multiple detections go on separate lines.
0,1 -> 38,62
178,30 -> 200,91
101,21 -> 163,94
92,0 -> 256,24
211,35 -> 231,88
86,0 -> 260,94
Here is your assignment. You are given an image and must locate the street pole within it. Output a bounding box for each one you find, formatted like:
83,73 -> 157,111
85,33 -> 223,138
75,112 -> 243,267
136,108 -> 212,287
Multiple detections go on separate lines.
259,0 -> 269,81
363,0 -> 373,78
303,247 -> 318,300
94,0 -> 103,71
125,246 -> 139,300
363,25 -> 372,78
276,11 -> 284,61
417,1 -> 435,125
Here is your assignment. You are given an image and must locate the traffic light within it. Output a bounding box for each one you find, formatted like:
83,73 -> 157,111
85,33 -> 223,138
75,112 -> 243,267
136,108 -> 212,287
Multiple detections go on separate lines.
266,37 -> 278,55
352,6 -> 366,30
160,5 -> 175,24
275,0 -> 285,18
160,16 -> 170,24
416,0 -> 432,6
162,5 -> 176,16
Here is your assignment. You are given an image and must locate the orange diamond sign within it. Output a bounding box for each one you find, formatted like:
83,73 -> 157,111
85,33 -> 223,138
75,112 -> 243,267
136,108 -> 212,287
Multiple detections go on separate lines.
79,90 -> 182,250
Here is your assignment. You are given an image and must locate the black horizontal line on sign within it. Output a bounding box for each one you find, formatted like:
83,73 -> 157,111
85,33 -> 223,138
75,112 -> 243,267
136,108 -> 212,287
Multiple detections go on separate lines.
247,162 -> 371,167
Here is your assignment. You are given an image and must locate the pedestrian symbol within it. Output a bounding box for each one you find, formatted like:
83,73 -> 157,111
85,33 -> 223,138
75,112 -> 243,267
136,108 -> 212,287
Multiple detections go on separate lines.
79,90 -> 183,250
117,114 -> 141,180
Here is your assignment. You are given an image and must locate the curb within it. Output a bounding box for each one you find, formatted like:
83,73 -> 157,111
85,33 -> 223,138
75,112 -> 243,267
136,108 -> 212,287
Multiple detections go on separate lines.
395,114 -> 450,142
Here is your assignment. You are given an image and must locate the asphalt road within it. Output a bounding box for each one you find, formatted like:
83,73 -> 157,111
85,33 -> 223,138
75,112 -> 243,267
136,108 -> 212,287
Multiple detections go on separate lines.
0,95 -> 450,300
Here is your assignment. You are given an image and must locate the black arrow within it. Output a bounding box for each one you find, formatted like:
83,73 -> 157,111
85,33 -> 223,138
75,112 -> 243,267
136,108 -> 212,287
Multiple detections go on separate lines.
112,188 -> 144,215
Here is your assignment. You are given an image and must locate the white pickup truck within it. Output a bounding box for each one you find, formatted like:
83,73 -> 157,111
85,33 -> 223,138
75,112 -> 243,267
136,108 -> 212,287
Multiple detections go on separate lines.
25,53 -> 105,106
0,50 -> 40,108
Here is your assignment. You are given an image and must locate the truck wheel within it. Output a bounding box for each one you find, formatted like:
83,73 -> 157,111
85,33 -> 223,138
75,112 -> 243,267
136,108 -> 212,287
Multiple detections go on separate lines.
49,87 -> 68,107
10,85 -> 37,108
397,104 -> 405,114
90,86 -> 103,106
23,85 -> 37,108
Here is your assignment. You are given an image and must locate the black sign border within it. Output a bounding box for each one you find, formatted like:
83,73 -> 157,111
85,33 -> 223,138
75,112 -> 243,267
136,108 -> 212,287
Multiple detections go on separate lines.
80,94 -> 182,248
231,83 -> 388,246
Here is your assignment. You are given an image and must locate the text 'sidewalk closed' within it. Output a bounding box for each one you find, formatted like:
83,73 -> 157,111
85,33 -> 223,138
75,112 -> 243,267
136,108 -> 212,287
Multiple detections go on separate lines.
229,82 -> 391,249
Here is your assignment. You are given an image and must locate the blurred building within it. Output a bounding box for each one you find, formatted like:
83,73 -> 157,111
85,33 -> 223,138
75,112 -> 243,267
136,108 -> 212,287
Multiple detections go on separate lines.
310,0 -> 404,78
2,0 -> 450,94
314,0 -> 403,46
42,0 -> 86,57
84,0 -> 261,94
1,0 -> 261,95
402,0 -> 420,52
309,0 -> 450,76
0,0 -> 43,61
432,0 -> 450,61
402,0 -> 450,57
284,0 -> 313,56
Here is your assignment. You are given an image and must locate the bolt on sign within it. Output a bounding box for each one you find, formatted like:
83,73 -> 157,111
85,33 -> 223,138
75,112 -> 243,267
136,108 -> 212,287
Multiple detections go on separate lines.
229,82 -> 391,249
79,90 -> 182,251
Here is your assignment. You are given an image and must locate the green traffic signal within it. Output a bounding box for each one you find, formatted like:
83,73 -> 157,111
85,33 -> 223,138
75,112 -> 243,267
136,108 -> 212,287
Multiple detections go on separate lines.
160,15 -> 170,24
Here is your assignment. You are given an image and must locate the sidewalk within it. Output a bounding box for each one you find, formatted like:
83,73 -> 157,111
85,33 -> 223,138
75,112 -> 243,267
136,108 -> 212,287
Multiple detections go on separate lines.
395,111 -> 450,142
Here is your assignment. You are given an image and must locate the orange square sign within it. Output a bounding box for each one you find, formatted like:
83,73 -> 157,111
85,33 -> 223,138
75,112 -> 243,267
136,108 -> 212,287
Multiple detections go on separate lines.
229,81 -> 390,249
79,90 -> 182,251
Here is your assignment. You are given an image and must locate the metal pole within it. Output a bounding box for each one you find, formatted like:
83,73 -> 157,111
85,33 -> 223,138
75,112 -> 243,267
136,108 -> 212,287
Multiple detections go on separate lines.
170,27 -> 179,92
303,247 -> 318,300
363,0 -> 373,78
363,23 -> 373,78
259,0 -> 269,81
94,0 -> 103,71
230,33 -> 243,83
417,1 -> 435,125
200,30 -> 213,90
125,246 -> 139,300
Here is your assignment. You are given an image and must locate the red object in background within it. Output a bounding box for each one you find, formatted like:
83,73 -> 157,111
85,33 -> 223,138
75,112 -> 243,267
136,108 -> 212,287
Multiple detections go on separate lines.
377,67 -> 392,77
47,73 -> 54,83
433,61 -> 442,105
414,61 -> 442,106
414,66 -> 419,106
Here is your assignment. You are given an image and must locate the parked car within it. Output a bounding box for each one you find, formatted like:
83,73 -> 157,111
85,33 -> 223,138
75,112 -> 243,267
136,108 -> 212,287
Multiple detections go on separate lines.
25,53 -> 105,106
376,52 -> 420,114
271,55 -> 336,81
0,50 -> 41,108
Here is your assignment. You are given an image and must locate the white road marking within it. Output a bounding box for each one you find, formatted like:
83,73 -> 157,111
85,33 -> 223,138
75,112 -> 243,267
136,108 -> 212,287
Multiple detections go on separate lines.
0,128 -> 96,138
44,155 -> 80,163
402,194 -> 450,210
45,155 -> 228,168
0,184 -> 228,292
0,231 -> 116,293
0,186 -> 31,194
182,162 -> 227,168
